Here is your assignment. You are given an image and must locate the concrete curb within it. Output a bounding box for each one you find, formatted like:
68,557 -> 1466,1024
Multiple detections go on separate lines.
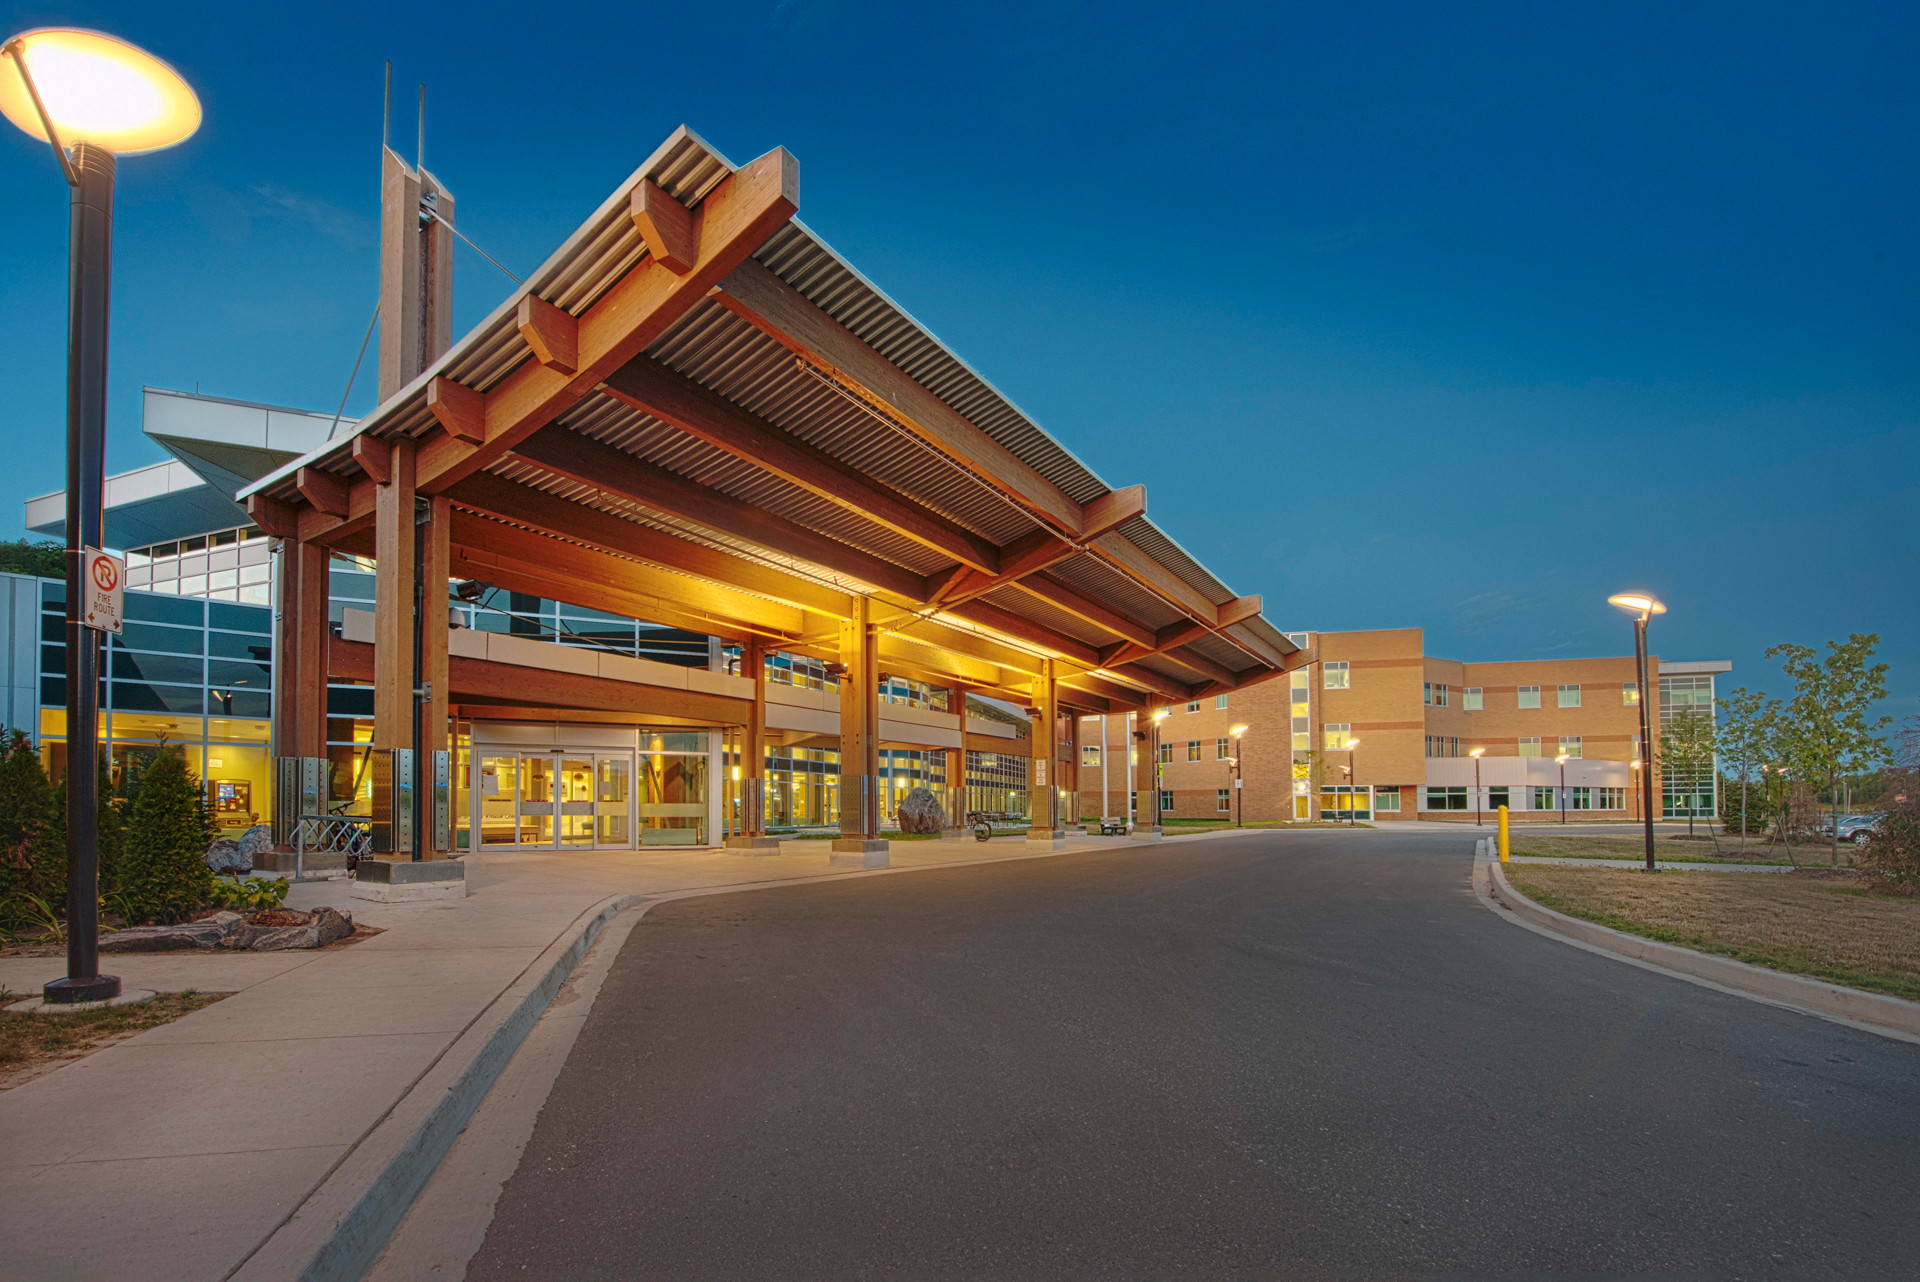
1478,856 -> 1920,1044
230,891 -> 648,1282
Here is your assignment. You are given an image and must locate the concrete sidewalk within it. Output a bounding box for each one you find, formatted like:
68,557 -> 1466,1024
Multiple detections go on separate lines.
0,831 -> 1165,1282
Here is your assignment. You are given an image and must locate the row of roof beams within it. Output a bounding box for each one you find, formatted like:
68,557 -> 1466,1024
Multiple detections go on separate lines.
241,128 -> 1304,712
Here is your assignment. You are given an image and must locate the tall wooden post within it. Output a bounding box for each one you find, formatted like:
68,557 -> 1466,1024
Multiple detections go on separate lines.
377,147 -> 455,401
273,538 -> 330,762
369,439 -> 417,858
1028,658 -> 1062,844
1063,709 -> 1081,833
831,598 -> 888,867
1133,706 -> 1165,841
418,494 -> 450,853
727,638 -> 781,851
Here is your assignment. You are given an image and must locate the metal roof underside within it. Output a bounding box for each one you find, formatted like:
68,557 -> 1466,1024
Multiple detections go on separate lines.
242,127 -> 1296,691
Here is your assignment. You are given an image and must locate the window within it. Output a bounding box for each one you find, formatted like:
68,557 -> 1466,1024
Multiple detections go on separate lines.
1158,789 -> 1174,812
1375,786 -> 1401,812
1422,787 -> 1468,811
1215,737 -> 1230,760
1517,685 -> 1540,709
1518,737 -> 1541,757
1622,682 -> 1639,706
1185,740 -> 1202,762
1423,682 -> 1450,708
1081,744 -> 1101,767
1596,787 -> 1625,809
1323,661 -> 1350,689
1292,717 -> 1310,751
1462,687 -> 1483,711
1570,787 -> 1593,810
1157,743 -> 1172,764
1531,786 -> 1555,810
1423,736 -> 1462,758
1324,724 -> 1352,751
1214,693 -> 1230,710
1186,700 -> 1201,714
1558,684 -> 1581,708
1216,789 -> 1231,812
1488,786 -> 1511,810
1558,736 -> 1583,760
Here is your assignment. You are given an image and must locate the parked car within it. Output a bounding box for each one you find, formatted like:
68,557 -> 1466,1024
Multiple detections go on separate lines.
1818,813 -> 1884,844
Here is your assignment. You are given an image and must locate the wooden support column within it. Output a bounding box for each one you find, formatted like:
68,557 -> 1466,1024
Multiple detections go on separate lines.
272,538 -> 330,762
1064,711 -> 1082,833
372,440 -> 417,751
830,598 -> 888,866
943,682 -> 969,836
419,494 -> 450,853
726,638 -> 781,851
1028,658 -> 1062,843
1133,706 -> 1167,840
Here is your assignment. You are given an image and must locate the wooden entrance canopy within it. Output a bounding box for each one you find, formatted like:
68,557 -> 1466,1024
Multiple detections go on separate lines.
241,128 -> 1306,847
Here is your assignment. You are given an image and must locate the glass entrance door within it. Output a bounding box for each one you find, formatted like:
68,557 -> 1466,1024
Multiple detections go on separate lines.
474,750 -> 636,850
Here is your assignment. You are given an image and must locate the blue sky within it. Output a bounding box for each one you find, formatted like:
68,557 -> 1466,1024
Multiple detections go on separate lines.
2,1 -> 1915,716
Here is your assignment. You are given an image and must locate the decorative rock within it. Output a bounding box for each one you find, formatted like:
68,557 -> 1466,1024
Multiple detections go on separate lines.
246,923 -> 324,951
205,838 -> 248,875
310,905 -> 355,945
236,824 -> 277,863
101,911 -> 244,953
895,786 -> 947,835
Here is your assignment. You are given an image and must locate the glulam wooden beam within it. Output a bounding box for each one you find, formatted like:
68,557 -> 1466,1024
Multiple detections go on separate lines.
602,357 -> 1002,574
509,426 -> 931,601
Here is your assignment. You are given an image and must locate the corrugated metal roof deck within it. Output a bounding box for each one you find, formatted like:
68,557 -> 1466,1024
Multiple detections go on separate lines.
242,126 -> 1296,685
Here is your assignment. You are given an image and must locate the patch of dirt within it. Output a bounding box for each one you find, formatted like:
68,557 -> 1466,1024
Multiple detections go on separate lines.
0,992 -> 228,1091
1506,864 -> 1920,1001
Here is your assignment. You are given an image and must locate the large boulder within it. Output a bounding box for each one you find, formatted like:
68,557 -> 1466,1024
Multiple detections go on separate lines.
205,837 -> 248,875
222,906 -> 357,951
101,911 -> 244,953
310,905 -> 355,945
236,824 -> 277,863
895,786 -> 947,835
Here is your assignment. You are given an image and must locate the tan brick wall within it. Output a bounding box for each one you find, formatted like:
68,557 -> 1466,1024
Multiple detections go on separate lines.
1089,628 -> 1671,825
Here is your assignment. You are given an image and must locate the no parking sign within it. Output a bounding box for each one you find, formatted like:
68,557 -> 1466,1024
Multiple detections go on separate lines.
82,548 -> 123,634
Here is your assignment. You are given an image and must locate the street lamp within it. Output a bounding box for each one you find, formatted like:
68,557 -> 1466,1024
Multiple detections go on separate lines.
2,29 -> 200,1005
1555,753 -> 1569,825
1345,738 -> 1361,825
1147,707 -> 1170,831
1608,592 -> 1666,872
1469,747 -> 1485,827
1228,724 -> 1248,827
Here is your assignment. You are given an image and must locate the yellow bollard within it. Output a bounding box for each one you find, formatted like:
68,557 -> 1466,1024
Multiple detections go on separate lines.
1497,805 -> 1510,862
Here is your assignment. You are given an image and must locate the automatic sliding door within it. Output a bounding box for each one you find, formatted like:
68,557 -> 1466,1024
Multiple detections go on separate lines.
520,755 -> 556,847
596,755 -> 632,846
558,756 -> 595,847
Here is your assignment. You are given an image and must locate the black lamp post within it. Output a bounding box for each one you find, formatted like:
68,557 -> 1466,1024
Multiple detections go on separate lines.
1556,753 -> 1569,825
1229,723 -> 1247,827
2,29 -> 201,1003
1469,747 -> 1485,827
1609,593 -> 1667,872
1345,739 -> 1361,825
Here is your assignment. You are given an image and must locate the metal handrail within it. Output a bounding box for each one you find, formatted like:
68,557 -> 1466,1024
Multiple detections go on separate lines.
291,813 -> 372,879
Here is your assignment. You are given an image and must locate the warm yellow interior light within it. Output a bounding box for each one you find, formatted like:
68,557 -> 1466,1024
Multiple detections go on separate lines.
0,29 -> 200,154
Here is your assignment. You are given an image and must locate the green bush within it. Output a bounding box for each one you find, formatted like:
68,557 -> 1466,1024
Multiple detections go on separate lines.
0,729 -> 56,924
116,747 -> 215,925
207,876 -> 289,913
1853,796 -> 1920,894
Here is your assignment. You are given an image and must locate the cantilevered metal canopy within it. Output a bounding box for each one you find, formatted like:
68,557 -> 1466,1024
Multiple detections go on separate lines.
241,128 -> 1302,713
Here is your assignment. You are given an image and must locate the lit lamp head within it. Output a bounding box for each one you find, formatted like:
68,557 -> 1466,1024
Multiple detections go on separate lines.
1606,592 -> 1667,622
1151,708 -> 1170,724
1468,747 -> 1485,759
1229,724 -> 1249,738
0,29 -> 200,154
1346,740 -> 1360,752
1555,753 -> 1570,765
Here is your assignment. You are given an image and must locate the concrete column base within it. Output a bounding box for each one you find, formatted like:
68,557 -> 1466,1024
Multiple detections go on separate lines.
253,848 -> 350,876
828,838 -> 891,868
724,835 -> 784,854
1130,827 -> 1164,842
350,858 -> 468,902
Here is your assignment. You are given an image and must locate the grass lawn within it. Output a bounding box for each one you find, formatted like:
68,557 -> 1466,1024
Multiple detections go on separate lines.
1505,865 -> 1920,1001
1511,832 -> 1799,865
0,990 -> 226,1090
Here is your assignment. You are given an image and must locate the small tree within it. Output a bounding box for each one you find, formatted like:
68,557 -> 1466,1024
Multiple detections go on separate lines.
0,538 -> 66,578
1660,709 -> 1718,839
0,729 -> 54,916
1853,792 -> 1920,894
1767,635 -> 1893,866
1714,688 -> 1777,848
116,747 -> 214,924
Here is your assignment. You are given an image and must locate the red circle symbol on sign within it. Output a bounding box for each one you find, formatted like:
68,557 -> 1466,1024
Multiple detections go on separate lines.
90,556 -> 118,592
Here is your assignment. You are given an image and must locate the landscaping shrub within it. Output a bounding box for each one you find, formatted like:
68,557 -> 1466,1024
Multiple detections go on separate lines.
115,747 -> 215,924
1853,795 -> 1920,894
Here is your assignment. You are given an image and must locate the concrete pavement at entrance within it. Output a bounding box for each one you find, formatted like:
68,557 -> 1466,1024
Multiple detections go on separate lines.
0,832 -> 1166,1282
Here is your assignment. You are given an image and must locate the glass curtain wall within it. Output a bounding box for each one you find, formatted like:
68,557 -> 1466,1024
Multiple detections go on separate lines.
1658,674 -> 1719,817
